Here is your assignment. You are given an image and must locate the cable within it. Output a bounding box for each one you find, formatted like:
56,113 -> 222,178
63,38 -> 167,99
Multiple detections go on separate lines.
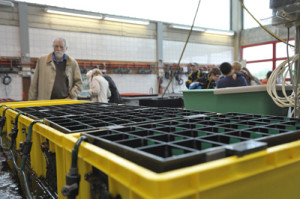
61,136 -> 87,199
286,27 -> 298,115
0,108 -> 34,199
162,0 -> 202,97
240,2 -> 298,116
21,120 -> 45,170
239,0 -> 295,48
3,74 -> 12,85
0,107 -> 14,149
266,54 -> 299,108
287,27 -> 293,85
71,136 -> 87,169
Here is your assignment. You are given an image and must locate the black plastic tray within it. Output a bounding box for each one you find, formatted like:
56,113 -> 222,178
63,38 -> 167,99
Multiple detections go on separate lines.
84,113 -> 300,172
16,102 -> 216,133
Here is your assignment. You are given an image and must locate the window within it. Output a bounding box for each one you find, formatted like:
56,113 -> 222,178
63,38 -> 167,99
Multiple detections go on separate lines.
243,0 -> 273,29
276,41 -> 295,58
243,44 -> 272,61
241,40 -> 294,80
245,61 -> 272,80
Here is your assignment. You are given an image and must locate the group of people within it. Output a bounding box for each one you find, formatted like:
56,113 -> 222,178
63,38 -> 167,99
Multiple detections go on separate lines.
185,61 -> 262,90
28,37 -> 121,103
28,37 -> 267,102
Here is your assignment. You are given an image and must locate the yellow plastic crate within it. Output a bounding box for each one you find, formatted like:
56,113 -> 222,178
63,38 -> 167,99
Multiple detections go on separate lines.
0,99 -> 89,109
2,101 -> 300,199
60,133 -> 300,199
2,109 -> 69,196
0,100 -> 91,196
0,99 -> 90,134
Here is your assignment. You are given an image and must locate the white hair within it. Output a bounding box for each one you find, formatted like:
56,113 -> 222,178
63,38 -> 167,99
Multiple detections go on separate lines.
53,37 -> 68,48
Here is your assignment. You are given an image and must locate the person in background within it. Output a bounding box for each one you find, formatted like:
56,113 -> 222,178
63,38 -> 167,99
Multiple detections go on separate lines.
241,67 -> 261,86
103,74 -> 122,103
261,71 -> 272,85
189,67 -> 221,89
86,69 -> 111,103
232,61 -> 242,73
28,37 -> 82,100
185,63 -> 203,88
232,61 -> 248,80
216,62 -> 248,88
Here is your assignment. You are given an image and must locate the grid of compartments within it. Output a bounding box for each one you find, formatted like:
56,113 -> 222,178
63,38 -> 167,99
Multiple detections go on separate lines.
16,102 -> 215,133
84,112 -> 300,173
16,102 -> 137,118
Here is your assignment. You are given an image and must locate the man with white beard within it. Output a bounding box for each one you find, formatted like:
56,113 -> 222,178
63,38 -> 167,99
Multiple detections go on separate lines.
28,37 -> 82,100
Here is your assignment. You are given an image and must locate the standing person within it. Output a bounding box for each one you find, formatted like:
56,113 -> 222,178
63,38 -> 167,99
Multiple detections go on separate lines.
87,69 -> 111,103
185,63 -> 203,88
189,67 -> 221,89
216,62 -> 248,88
241,67 -> 261,86
28,37 -> 82,100
103,74 -> 122,103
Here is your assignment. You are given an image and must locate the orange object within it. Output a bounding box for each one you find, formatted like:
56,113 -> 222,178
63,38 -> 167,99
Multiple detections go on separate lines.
261,79 -> 268,85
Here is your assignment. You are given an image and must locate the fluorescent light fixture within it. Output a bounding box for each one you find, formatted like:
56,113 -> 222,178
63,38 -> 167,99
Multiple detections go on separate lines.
204,29 -> 235,36
169,24 -> 234,36
169,25 -> 205,32
45,8 -> 103,19
0,1 -> 14,7
104,16 -> 149,25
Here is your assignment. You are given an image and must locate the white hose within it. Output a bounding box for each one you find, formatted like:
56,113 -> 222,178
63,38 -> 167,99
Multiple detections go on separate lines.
266,54 -> 299,108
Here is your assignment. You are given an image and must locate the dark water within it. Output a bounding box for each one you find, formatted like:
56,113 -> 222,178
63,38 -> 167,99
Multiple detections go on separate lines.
0,151 -> 56,199
0,152 -> 24,199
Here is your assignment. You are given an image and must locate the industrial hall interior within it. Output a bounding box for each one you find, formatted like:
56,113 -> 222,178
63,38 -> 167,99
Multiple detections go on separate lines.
1,0 -> 300,199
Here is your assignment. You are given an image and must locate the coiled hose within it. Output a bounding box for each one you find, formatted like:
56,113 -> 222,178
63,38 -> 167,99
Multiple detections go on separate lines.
266,54 -> 299,109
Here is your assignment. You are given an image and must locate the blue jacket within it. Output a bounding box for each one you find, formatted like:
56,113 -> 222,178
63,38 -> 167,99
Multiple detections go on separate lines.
216,74 -> 247,88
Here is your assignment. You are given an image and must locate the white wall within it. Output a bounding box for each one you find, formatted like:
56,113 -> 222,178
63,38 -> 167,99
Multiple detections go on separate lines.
164,41 -> 234,64
29,28 -> 157,62
0,25 -> 234,98
109,74 -> 158,93
0,25 -> 20,57
0,74 -> 23,100
28,28 -> 234,65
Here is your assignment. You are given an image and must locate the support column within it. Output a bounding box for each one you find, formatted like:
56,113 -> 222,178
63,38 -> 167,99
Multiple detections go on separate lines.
156,22 -> 164,93
294,25 -> 300,117
18,2 -> 31,101
231,0 -> 243,61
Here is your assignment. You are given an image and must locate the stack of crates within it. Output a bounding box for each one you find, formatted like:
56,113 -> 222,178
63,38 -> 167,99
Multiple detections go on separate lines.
1,100 -> 300,199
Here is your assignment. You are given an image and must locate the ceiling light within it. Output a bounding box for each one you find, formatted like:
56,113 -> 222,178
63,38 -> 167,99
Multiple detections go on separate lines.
104,16 -> 149,25
169,24 -> 234,36
169,24 -> 205,32
204,29 -> 235,36
45,8 -> 103,19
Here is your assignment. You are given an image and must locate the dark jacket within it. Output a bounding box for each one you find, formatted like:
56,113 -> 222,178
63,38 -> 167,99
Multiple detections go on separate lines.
196,73 -> 216,89
216,74 -> 248,88
103,75 -> 122,103
185,70 -> 203,88
236,71 -> 248,84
